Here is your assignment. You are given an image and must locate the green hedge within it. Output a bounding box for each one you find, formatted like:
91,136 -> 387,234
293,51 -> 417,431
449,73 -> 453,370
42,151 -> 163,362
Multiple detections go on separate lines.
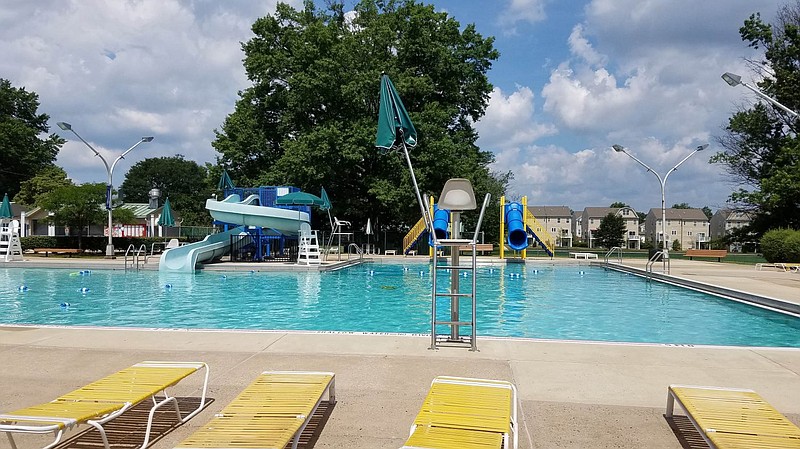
760,229 -> 800,263
20,236 -> 192,252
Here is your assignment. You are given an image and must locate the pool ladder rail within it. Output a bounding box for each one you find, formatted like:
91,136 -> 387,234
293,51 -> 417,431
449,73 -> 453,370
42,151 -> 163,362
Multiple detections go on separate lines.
124,244 -> 149,271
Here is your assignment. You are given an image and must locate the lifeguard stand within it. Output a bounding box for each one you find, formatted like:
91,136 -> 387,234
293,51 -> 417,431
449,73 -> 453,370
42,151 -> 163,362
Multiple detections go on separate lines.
427,178 -> 490,351
1,219 -> 23,262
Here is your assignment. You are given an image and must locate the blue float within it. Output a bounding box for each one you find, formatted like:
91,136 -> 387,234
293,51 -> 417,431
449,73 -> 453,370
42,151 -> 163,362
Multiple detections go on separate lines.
18,285 -> 28,292
78,287 -> 90,294
60,302 -> 70,308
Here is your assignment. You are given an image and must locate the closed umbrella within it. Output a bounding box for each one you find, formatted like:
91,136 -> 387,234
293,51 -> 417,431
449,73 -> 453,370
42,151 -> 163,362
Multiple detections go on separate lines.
320,187 -> 333,231
0,193 -> 11,219
218,170 -> 235,190
158,198 -> 175,227
365,218 -> 373,253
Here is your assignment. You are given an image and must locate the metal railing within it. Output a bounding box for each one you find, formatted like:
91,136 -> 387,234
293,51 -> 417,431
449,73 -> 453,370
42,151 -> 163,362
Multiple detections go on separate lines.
646,250 -> 669,278
124,244 -> 148,271
346,243 -> 363,261
604,246 -> 622,265
402,216 -> 427,255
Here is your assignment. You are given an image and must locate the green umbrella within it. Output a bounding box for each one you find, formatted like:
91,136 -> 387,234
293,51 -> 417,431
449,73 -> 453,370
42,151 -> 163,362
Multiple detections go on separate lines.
218,170 -> 235,190
320,187 -> 331,211
375,74 -> 417,149
275,191 -> 326,207
158,198 -> 175,227
374,74 -> 429,231
0,193 -> 11,219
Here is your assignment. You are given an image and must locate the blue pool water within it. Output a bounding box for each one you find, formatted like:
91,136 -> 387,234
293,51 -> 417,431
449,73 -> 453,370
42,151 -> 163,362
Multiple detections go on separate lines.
1,263 -> 799,347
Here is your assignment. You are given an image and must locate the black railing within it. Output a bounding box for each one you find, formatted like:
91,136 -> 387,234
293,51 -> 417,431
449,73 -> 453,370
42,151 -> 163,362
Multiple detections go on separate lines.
230,234 -> 298,262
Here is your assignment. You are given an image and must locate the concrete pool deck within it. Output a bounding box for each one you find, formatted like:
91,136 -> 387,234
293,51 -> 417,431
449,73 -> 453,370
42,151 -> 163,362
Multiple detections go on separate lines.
1,256 -> 799,448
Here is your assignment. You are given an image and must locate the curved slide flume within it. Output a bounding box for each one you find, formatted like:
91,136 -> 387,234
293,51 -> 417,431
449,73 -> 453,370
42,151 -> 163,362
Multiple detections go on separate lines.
505,202 -> 528,251
159,194 -> 311,272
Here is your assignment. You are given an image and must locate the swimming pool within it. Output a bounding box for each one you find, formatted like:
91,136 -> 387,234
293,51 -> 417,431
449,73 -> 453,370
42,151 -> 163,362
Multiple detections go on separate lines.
2,263 -> 799,347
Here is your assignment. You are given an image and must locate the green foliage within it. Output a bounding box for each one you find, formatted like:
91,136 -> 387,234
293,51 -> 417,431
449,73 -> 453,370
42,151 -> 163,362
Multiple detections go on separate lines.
0,79 -> 64,199
112,207 -> 137,225
38,183 -> 106,247
595,213 -> 626,249
701,206 -> 713,220
119,156 -> 211,226
760,228 -> 800,262
609,202 -> 629,208
672,202 -> 691,209
214,0 -> 505,234
713,7 -> 800,234
672,239 -> 682,251
15,166 -> 73,206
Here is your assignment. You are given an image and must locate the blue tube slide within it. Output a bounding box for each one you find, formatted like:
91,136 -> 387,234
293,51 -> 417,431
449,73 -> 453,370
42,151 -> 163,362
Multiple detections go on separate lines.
428,205 -> 450,246
505,203 -> 529,250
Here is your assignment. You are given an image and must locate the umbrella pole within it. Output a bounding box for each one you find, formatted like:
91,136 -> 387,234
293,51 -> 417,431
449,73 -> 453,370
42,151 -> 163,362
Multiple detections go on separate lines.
400,139 -> 433,232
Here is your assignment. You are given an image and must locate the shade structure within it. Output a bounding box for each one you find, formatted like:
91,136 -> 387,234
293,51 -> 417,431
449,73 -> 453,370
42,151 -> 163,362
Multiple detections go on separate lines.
365,218 -> 372,235
375,74 -> 417,149
0,193 -> 11,219
158,198 -> 175,227
320,187 -> 331,211
218,170 -> 235,190
275,191 -> 326,207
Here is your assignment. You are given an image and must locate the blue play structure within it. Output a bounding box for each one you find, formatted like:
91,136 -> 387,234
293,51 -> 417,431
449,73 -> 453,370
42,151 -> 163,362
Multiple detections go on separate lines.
504,202 -> 528,251
215,186 -> 312,262
428,205 -> 450,246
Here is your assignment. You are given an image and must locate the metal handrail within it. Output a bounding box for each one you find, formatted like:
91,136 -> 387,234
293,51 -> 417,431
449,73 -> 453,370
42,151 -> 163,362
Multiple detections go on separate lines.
645,250 -> 669,278
604,246 -> 622,265
124,244 -> 148,271
346,243 -> 363,261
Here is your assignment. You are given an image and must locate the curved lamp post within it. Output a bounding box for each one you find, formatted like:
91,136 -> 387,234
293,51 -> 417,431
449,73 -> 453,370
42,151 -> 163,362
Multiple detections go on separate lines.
612,144 -> 708,273
721,72 -> 799,118
57,122 -> 153,258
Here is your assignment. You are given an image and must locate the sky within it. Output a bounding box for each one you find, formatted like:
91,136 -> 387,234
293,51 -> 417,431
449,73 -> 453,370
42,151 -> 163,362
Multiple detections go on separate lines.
0,0 -> 782,214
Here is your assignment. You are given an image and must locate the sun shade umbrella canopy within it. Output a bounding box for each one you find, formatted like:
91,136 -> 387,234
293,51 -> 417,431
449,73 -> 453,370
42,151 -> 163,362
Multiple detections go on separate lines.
218,170 -> 235,190
158,198 -> 175,227
0,193 -> 11,219
275,191 -> 327,207
375,74 -> 417,149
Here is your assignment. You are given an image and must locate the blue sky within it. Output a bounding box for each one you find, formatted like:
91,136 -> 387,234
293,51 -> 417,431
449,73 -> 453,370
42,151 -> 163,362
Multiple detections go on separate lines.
0,0 -> 781,213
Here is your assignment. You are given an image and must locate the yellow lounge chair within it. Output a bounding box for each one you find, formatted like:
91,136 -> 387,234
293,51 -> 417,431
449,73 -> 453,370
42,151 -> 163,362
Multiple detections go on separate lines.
0,361 -> 209,449
401,376 -> 518,449
175,370 -> 335,449
666,385 -> 800,448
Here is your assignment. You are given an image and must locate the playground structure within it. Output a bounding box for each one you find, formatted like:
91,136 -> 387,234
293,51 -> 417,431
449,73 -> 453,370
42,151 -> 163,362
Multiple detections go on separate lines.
401,195 -> 555,258
160,186 -> 321,272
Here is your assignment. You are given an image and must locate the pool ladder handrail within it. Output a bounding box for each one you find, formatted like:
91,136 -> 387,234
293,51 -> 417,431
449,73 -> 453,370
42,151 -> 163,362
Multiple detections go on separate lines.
346,243 -> 363,261
124,244 -> 149,271
645,250 -> 669,279
604,246 -> 623,267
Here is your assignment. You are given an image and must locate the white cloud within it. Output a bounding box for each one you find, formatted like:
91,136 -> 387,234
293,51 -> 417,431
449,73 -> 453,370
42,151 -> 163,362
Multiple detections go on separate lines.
497,0 -> 547,32
475,86 -> 557,152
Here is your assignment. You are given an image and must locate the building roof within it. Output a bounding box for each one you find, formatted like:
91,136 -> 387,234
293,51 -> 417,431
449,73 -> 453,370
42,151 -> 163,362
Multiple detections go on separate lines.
648,208 -> 708,221
713,209 -> 751,221
528,206 -> 571,217
582,207 -> 619,218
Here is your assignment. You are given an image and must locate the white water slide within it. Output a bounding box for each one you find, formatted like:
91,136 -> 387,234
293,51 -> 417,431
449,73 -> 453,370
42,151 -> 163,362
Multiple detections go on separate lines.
159,194 -> 310,272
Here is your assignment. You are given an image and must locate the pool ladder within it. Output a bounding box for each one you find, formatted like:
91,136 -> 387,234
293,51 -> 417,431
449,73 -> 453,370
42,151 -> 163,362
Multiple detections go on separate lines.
346,243 -> 363,261
124,244 -> 148,271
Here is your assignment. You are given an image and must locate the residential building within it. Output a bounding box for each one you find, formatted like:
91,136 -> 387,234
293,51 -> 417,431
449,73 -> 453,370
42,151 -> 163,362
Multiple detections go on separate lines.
645,208 -> 709,250
710,209 -> 751,251
528,206 -> 572,247
18,203 -> 174,237
579,207 -> 642,249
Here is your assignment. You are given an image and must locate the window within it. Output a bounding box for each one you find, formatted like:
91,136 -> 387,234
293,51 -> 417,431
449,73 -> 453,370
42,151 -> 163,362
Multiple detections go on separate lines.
557,218 -> 561,223
687,231 -> 693,236
551,227 -> 557,233
590,219 -> 594,224
671,230 -> 677,236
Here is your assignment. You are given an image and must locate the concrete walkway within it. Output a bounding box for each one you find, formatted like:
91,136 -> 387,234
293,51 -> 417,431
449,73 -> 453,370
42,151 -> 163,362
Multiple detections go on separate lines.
1,257 -> 799,449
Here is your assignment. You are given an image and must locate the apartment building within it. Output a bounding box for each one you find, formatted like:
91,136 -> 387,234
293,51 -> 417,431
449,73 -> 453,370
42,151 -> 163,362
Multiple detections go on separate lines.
579,207 -> 642,249
710,209 -> 751,250
644,208 -> 709,250
528,206 -> 572,247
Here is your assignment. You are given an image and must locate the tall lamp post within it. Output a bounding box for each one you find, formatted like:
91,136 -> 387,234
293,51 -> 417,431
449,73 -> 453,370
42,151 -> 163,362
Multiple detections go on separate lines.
721,72 -> 800,118
57,122 -> 153,258
612,144 -> 708,274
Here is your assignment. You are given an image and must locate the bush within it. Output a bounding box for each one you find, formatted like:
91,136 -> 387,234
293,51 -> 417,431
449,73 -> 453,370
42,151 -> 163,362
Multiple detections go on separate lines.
760,229 -> 800,262
671,239 -> 681,251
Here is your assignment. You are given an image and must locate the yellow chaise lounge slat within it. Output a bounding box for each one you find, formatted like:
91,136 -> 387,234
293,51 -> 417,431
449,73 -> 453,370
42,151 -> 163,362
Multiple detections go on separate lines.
666,385 -> 800,449
401,376 -> 518,449
175,370 -> 335,449
0,361 -> 209,449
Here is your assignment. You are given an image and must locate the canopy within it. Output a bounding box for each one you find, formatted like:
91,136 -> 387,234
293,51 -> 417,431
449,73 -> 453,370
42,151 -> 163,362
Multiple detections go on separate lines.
218,170 -> 235,190
0,193 -> 11,219
320,187 -> 331,211
275,191 -> 326,207
158,198 -> 175,227
375,74 -> 417,149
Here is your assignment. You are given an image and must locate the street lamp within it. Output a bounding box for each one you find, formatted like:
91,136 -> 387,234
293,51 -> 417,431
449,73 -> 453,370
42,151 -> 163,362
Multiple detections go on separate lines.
721,72 -> 800,118
57,122 -> 154,258
612,144 -> 708,273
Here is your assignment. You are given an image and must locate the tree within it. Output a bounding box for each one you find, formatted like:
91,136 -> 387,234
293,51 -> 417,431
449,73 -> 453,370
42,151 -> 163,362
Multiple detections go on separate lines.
594,213 -> 626,249
701,206 -> 713,220
0,79 -> 64,199
712,4 -> 800,234
38,183 -> 106,249
213,0 -> 506,240
119,156 -> 211,226
609,202 -> 629,208
15,166 -> 73,206
672,202 -> 691,209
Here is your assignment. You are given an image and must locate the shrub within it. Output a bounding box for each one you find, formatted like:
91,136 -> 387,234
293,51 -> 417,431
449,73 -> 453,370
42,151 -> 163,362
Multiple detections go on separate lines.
760,229 -> 800,262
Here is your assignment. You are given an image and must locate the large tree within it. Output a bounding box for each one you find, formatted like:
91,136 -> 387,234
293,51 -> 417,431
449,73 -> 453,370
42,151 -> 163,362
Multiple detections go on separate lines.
119,155 -> 211,226
595,213 -> 626,249
15,165 -> 73,206
39,183 -> 106,249
713,4 -> 800,234
213,0 -> 507,240
0,79 -> 63,200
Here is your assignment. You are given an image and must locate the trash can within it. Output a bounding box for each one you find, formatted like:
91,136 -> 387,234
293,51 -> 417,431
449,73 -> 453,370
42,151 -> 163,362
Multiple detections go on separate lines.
648,248 -> 663,261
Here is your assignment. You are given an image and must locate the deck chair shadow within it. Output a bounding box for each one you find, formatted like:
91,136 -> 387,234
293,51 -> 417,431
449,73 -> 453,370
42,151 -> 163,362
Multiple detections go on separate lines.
666,385 -> 800,448
0,361 -> 209,449
174,370 -> 335,449
401,376 -> 518,449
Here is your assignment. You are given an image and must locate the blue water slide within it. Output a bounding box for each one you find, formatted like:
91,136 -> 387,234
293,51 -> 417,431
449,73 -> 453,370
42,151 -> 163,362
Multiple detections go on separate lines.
505,202 -> 529,250
428,205 -> 450,246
